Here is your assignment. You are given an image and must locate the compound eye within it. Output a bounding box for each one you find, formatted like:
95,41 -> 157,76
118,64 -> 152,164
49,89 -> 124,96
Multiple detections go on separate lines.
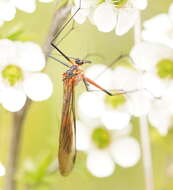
76,59 -> 80,64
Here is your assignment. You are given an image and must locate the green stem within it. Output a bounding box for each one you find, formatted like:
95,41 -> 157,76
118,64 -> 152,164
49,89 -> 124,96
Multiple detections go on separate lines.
134,10 -> 155,190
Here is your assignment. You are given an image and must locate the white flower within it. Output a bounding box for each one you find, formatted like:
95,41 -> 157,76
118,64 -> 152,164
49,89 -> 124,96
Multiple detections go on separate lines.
72,0 -> 147,35
76,120 -> 141,177
148,86 -> 173,136
79,63 -> 150,118
78,64 -> 133,127
0,39 -> 53,112
0,163 -> 5,176
78,90 -> 132,129
0,0 -> 53,25
142,3 -> 173,48
130,41 -> 173,134
111,66 -> 152,116
130,41 -> 173,92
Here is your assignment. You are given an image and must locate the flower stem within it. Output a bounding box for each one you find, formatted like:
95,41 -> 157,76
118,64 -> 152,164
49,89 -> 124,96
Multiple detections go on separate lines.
139,117 -> 154,190
134,10 -> 155,190
134,11 -> 142,44
4,2 -> 72,190
4,100 -> 31,190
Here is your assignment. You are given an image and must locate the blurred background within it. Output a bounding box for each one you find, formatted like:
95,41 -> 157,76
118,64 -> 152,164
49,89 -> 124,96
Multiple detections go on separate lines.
0,0 -> 173,189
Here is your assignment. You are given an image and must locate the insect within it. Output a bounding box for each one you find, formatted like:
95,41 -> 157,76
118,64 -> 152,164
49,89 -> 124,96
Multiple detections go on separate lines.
49,0 -> 135,176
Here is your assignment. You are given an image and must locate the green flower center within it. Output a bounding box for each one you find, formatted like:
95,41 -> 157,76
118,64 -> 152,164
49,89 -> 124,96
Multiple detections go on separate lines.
112,0 -> 128,7
2,65 -> 23,86
92,127 -> 111,149
97,0 -> 128,7
157,59 -> 173,79
105,94 -> 126,108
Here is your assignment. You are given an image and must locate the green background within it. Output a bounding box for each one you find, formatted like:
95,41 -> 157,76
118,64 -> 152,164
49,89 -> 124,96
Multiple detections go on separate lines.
1,0 -> 173,189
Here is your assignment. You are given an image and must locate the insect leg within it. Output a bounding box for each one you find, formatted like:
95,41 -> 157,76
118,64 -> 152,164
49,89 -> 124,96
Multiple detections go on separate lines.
83,78 -> 90,92
52,0 -> 81,44
84,77 -> 140,96
48,55 -> 70,67
57,20 -> 76,45
50,0 -> 81,63
84,77 -> 113,96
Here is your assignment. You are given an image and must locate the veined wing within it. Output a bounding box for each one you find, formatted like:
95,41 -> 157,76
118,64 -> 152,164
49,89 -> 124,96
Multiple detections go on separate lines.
58,78 -> 76,176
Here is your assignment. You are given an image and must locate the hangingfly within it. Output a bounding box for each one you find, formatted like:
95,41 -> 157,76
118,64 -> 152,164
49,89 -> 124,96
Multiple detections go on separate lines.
49,51 -> 131,176
49,0 -> 136,176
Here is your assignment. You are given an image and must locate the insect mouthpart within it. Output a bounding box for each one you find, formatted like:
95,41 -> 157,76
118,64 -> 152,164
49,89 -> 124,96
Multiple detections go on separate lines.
75,58 -> 92,65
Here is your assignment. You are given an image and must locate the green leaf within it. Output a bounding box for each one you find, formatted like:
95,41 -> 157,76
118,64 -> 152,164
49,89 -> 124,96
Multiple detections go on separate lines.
21,154 -> 54,187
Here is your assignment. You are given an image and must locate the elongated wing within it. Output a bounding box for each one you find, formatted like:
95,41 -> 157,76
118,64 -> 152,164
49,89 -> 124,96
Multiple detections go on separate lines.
58,78 -> 76,176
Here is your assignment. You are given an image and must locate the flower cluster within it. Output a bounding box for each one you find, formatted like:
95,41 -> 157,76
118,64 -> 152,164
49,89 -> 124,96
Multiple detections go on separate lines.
76,64 -> 142,177
128,2 -> 173,135
0,39 -> 53,112
72,0 -> 147,35
0,0 -> 53,26
76,29 -> 173,174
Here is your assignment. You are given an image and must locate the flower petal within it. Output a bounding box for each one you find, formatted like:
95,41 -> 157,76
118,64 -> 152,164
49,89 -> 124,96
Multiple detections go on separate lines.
87,150 -> 115,177
130,42 -> 173,71
0,163 -> 5,176
72,0 -> 96,24
101,110 -> 131,130
142,73 -> 166,97
116,8 -> 138,35
12,0 -> 36,13
39,0 -> 53,2
130,0 -> 147,10
93,2 -> 117,32
1,87 -> 26,112
15,42 -> 46,72
0,1 -> 16,21
127,90 -> 151,116
71,5 -> 89,24
110,137 -> 141,167
23,73 -> 53,101
142,14 -> 173,48
148,87 -> 173,135
169,3 -> 173,21
112,66 -> 142,91
0,39 -> 17,67
78,92 -> 105,119
143,14 -> 172,33
85,64 -> 113,90
149,102 -> 172,136
76,121 -> 91,151
112,124 -> 132,138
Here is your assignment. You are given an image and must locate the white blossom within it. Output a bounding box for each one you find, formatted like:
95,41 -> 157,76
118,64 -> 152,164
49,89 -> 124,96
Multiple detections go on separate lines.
76,120 -> 140,177
0,0 -> 54,25
142,3 -> 173,48
148,86 -> 173,136
72,0 -> 147,35
0,39 -> 53,112
79,63 -> 148,119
